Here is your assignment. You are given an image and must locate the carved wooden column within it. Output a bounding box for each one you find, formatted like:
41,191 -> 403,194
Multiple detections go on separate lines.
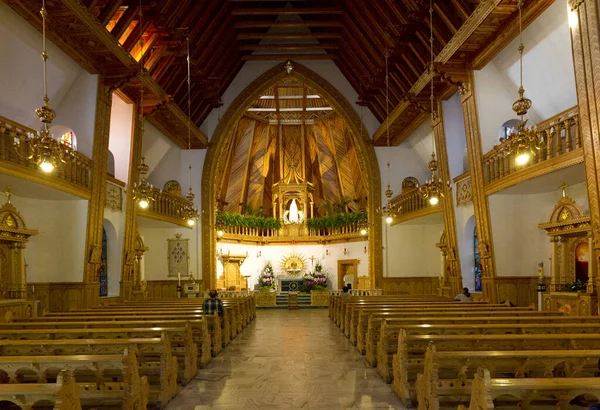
120,107 -> 143,301
569,0 -> 600,306
459,73 -> 499,303
82,76 -> 112,308
433,102 -> 463,296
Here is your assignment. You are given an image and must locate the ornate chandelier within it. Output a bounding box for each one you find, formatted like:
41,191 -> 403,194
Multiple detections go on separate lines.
19,0 -> 72,173
182,35 -> 199,227
132,1 -> 154,209
501,0 -> 542,165
418,0 -> 449,206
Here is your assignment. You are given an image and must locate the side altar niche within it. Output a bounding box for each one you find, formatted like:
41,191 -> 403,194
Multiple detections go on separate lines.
0,190 -> 39,322
539,186 -> 598,315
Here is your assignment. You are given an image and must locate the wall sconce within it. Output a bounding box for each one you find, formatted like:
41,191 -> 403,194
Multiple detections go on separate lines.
219,248 -> 223,256
325,249 -> 329,257
257,250 -> 262,258
364,246 -> 367,254
343,247 -> 348,256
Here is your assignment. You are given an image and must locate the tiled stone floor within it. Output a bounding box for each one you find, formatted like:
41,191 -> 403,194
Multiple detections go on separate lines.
165,309 -> 406,410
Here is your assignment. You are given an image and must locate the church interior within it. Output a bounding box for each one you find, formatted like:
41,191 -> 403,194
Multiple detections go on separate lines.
0,0 -> 600,408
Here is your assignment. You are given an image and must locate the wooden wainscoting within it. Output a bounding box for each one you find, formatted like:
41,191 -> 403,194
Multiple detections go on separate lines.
495,276 -> 542,308
381,277 -> 439,295
145,280 -> 204,299
27,283 -> 94,313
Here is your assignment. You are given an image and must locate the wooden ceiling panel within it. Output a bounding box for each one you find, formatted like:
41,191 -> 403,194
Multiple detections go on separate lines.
6,0 -> 552,148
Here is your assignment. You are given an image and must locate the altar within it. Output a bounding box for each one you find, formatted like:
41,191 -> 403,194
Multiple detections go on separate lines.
277,277 -> 304,293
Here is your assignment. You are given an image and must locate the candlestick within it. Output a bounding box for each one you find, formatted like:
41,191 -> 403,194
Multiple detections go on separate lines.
178,272 -> 181,285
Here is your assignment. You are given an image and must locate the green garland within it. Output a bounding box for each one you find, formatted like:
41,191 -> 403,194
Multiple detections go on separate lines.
216,210 -> 281,230
306,211 -> 367,231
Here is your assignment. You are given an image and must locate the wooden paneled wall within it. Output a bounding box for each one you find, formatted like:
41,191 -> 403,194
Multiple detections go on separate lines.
496,276 -> 543,308
381,277 -> 439,295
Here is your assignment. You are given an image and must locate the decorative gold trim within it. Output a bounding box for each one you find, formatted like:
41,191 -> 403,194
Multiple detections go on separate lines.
202,62 -> 382,291
390,204 -> 442,225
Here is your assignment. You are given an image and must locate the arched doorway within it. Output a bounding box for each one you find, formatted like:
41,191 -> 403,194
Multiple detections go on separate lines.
201,62 -> 382,289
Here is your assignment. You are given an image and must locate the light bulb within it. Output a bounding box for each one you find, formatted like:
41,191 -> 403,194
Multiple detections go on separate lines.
360,228 -> 367,236
39,161 -> 54,173
217,230 -> 224,237
515,151 -> 530,165
385,216 -> 393,224
187,219 -> 195,227
429,196 -> 439,205
138,199 -> 149,209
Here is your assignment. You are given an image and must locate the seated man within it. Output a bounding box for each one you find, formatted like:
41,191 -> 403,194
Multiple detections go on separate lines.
341,285 -> 351,299
202,289 -> 224,316
454,287 -> 472,302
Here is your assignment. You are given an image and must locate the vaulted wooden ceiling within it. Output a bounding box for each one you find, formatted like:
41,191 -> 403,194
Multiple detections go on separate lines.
6,0 -> 554,148
219,78 -> 367,216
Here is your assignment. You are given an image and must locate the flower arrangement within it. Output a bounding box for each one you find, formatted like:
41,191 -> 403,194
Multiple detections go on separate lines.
258,262 -> 275,290
300,261 -> 329,293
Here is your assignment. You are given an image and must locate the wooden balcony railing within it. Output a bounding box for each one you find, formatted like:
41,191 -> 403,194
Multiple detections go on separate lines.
0,116 -> 92,198
389,187 -> 442,223
483,107 -> 582,192
137,187 -> 195,227
219,221 -> 367,244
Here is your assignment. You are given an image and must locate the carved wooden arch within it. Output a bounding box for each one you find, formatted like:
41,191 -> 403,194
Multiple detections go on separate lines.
201,61 -> 382,289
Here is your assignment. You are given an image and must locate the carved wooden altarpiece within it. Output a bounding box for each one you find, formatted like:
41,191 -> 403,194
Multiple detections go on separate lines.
539,189 -> 598,315
217,254 -> 247,291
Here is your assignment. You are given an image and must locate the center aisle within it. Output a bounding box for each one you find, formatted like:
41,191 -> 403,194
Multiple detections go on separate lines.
166,309 -> 406,409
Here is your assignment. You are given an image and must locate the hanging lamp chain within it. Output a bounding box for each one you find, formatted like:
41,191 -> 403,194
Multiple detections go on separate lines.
430,0 -> 435,157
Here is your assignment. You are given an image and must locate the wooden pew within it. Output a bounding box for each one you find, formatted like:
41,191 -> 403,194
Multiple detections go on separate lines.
389,331 -> 600,408
0,322 -> 206,373
0,319 -> 214,365
349,305 -> 556,346
0,350 -> 150,409
458,366 -> 600,410
415,344 -> 600,410
16,314 -> 224,357
0,370 -> 81,410
360,311 -> 576,361
0,334 -> 195,386
56,307 -> 236,348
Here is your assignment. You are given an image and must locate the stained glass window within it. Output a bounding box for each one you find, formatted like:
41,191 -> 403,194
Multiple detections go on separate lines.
60,131 -> 77,150
474,228 -> 482,292
99,228 -> 108,297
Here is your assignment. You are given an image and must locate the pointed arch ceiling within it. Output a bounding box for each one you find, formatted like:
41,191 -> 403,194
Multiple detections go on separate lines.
219,78 -> 368,216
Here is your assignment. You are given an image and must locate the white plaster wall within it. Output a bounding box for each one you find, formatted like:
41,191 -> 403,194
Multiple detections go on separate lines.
0,4 -> 83,129
384,217 -> 444,278
215,241 -> 369,290
108,95 -> 133,183
442,92 -> 468,178
138,224 -> 200,281
489,182 -> 589,277
11,195 -> 88,283
492,1 -> 576,121
200,60 -> 380,141
53,72 -> 98,158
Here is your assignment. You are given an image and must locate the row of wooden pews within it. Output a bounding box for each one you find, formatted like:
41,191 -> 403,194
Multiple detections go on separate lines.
330,294 -> 600,409
0,295 -> 255,409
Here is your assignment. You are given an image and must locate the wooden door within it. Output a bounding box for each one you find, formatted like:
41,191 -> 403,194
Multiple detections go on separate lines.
337,259 -> 358,289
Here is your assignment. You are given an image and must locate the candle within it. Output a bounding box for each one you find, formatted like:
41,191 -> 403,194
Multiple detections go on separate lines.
32,285 -> 35,293
178,272 -> 181,285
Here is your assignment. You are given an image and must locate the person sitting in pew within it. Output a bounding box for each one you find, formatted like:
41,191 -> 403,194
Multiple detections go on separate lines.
454,287 -> 472,302
203,290 -> 224,316
341,286 -> 351,299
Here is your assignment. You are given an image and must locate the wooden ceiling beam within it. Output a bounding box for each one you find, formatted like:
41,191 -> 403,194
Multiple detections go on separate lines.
242,54 -> 335,61
239,43 -> 339,51
372,0 -> 502,143
450,0 -> 473,21
110,4 -> 138,40
434,3 -> 458,34
234,21 -> 343,29
231,7 -> 344,16
97,0 -> 123,28
237,32 -> 342,40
